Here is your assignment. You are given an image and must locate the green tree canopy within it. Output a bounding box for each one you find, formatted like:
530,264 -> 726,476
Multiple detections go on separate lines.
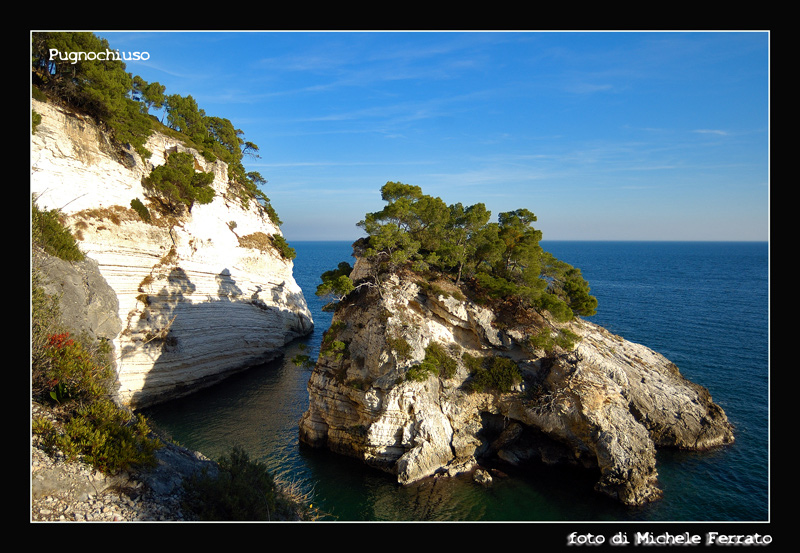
165,94 -> 205,136
343,181 -> 597,321
31,32 -> 155,158
143,151 -> 215,211
440,202 -> 492,283
32,32 -> 129,117
132,76 -> 166,115
316,262 -> 356,311
32,31 -> 278,224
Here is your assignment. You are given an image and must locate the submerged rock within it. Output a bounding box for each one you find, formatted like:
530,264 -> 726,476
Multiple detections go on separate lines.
299,269 -> 734,506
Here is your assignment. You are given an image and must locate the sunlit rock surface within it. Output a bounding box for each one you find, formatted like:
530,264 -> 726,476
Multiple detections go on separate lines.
32,99 -> 313,407
299,263 -> 733,506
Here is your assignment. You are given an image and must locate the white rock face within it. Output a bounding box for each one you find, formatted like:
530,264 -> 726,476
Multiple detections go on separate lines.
31,99 -> 313,407
299,269 -> 734,505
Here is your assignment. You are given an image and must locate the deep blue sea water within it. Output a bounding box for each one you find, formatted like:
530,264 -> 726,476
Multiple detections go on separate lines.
143,240 -> 769,526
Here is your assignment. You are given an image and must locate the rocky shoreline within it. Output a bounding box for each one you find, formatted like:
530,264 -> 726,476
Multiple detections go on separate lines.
31,443 -> 188,522
31,402 -> 215,522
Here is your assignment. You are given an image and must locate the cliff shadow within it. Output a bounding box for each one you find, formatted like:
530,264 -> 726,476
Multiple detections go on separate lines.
122,266 -> 311,408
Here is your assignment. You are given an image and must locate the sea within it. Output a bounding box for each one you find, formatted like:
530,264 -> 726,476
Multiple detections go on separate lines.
142,240 -> 770,528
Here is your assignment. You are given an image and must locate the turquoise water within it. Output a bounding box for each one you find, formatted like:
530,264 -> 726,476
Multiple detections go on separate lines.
143,240 -> 769,525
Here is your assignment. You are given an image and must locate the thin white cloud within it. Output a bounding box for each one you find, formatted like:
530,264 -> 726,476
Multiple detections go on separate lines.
563,82 -> 615,95
693,129 -> 729,136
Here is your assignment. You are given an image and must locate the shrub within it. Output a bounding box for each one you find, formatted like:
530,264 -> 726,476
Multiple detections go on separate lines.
32,278 -> 161,475
237,232 -> 272,252
387,335 -> 412,361
270,234 -> 296,260
528,327 -> 580,353
32,86 -> 47,102
320,321 -> 348,362
182,446 -> 277,521
528,328 -> 555,352
32,329 -> 161,474
406,341 -> 457,382
32,109 -> 41,134
237,232 -> 296,261
321,339 -> 347,362
468,356 -> 522,393
143,151 -> 215,211
424,342 -> 458,379
49,398 -> 161,474
405,363 -> 435,382
31,201 -> 84,261
461,352 -> 484,373
37,332 -> 112,403
554,328 -> 580,350
31,272 -> 61,369
130,197 -> 151,222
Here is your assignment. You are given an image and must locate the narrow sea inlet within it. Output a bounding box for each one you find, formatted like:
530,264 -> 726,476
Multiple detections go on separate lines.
143,240 -> 769,522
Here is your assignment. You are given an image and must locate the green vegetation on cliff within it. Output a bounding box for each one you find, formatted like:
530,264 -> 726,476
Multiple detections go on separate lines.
406,342 -> 458,382
318,181 -> 597,322
32,205 -> 161,474
31,31 -> 280,225
31,199 -> 85,262
316,262 -> 356,311
143,151 -> 215,212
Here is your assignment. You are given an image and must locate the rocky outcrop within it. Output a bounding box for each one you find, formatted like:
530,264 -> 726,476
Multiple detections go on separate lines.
31,99 -> 313,408
34,250 -> 122,346
298,265 -> 734,506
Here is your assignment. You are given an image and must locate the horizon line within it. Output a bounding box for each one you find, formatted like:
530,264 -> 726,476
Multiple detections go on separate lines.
286,238 -> 770,243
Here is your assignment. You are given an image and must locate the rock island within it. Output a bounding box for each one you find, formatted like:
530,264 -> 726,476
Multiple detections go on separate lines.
299,182 -> 734,506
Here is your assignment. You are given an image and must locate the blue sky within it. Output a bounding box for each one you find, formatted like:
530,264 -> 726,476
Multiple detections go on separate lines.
96,31 -> 769,242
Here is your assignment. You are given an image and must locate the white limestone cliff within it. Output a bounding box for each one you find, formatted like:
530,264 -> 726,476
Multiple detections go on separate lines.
31,99 -> 313,407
